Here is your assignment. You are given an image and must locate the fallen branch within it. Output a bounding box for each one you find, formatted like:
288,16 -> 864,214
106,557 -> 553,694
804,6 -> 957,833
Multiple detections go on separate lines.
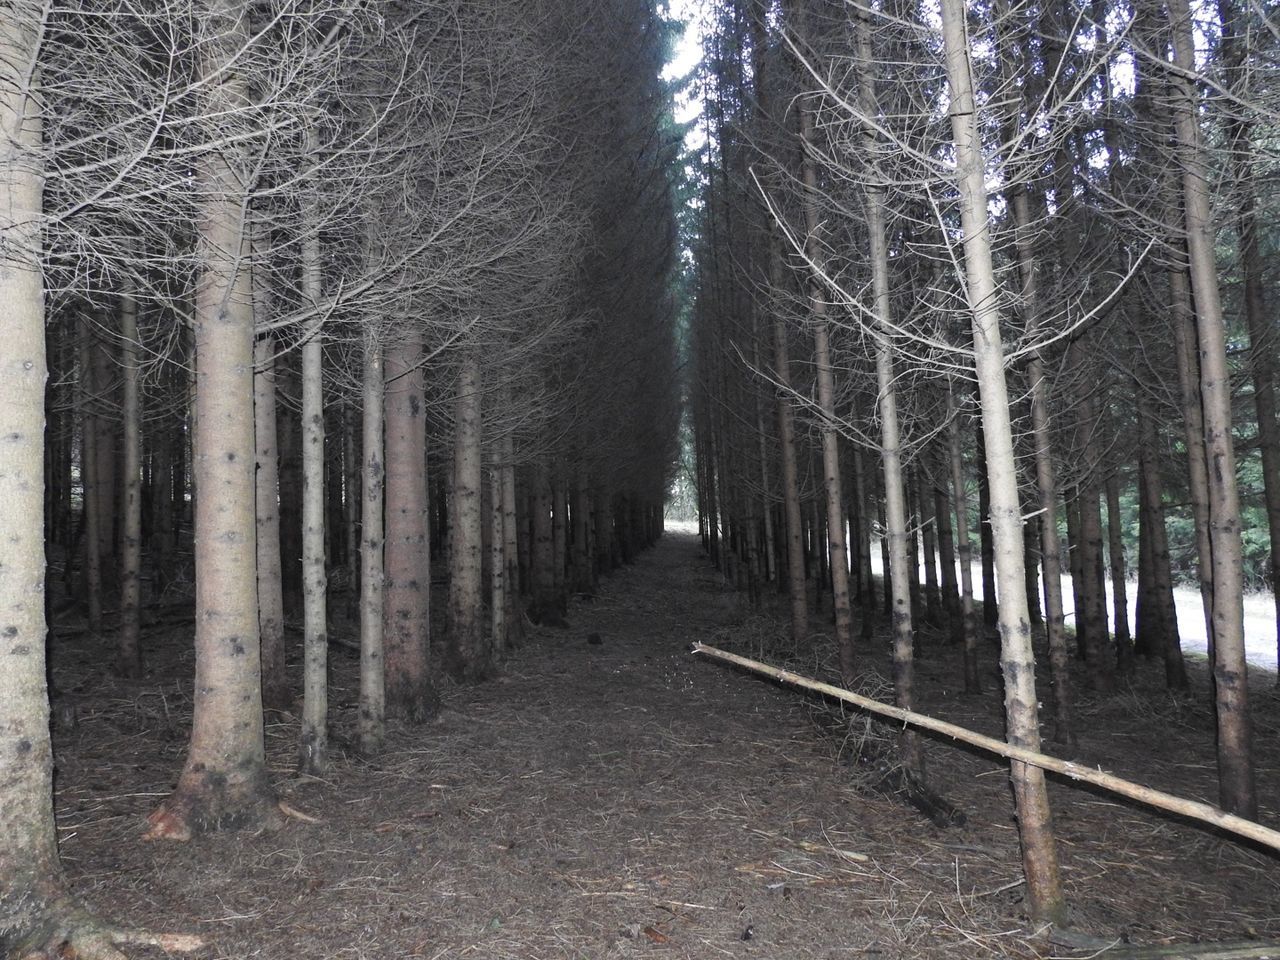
691,643 -> 1280,854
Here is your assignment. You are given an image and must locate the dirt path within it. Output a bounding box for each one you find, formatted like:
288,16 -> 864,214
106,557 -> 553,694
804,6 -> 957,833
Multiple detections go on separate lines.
54,532 -> 1280,959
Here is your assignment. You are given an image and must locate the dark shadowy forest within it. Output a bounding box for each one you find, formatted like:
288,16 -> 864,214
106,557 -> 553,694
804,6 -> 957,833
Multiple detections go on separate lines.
1,0 -> 1278,957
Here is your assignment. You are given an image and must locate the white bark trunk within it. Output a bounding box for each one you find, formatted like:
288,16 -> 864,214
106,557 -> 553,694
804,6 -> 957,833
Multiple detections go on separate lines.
937,0 -> 1063,920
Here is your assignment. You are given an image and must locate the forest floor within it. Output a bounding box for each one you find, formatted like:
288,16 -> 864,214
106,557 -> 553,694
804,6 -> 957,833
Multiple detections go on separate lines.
47,532 -> 1280,960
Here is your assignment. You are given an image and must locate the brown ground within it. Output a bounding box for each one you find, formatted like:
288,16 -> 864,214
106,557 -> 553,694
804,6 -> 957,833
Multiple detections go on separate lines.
47,532 -> 1280,959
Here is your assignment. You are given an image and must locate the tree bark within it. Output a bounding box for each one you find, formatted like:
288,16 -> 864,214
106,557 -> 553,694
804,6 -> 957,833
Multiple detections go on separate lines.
1167,0 -> 1255,817
855,7 -> 920,773
117,287 -> 143,678
938,0 -> 1064,920
947,390 -> 981,694
1106,472 -> 1133,677
1217,0 -> 1280,685
0,11 -> 63,937
147,0 -> 276,840
1136,389 -> 1186,688
933,452 -> 964,649
359,329 -> 386,756
447,355 -> 490,681
490,466 -> 506,657
382,333 -> 436,721
298,200 -> 328,773
253,335 -> 288,709
78,320 -> 104,638
530,460 -> 564,625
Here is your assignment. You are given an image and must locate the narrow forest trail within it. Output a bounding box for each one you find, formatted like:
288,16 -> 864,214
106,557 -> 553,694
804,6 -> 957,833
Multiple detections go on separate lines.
53,532 -> 1280,960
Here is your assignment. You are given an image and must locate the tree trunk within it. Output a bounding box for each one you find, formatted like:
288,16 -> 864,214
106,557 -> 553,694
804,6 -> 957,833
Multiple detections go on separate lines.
1170,267 -> 1215,652
254,335 -> 288,709
344,401 -> 360,621
298,204 -> 328,773
854,447 -> 876,641
1168,0 -> 1255,817
490,466 -> 506,657
552,464 -> 568,605
117,287 -> 143,678
1217,0 -> 1280,686
947,391 -> 981,694
938,0 -> 1064,920
147,0 -> 276,839
359,329 -> 386,756
382,333 -> 435,721
766,233 -> 807,643
1106,472 -> 1133,677
976,429 -> 998,637
90,328 -> 118,599
933,453 -> 964,649
1136,389 -> 1186,688
78,320 -> 104,638
447,355 -> 489,682
276,362 -> 304,622
571,466 -> 593,595
856,8 -> 920,773
501,437 -> 524,646
795,71 -> 854,678
530,461 -> 563,625
918,467 -> 943,628
0,14 -> 65,937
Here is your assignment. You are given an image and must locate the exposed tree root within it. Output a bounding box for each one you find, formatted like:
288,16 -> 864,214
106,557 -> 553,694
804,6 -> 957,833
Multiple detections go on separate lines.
10,897 -> 203,960
143,782 -> 282,842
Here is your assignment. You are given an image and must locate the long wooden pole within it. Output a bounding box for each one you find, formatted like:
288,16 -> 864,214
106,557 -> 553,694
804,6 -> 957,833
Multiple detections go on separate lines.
691,643 -> 1280,853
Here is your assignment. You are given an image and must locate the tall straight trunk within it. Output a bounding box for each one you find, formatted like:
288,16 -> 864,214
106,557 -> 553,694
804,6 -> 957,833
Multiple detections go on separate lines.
918,467 -> 943,628
276,362 -> 304,621
571,467 -> 593,594
501,437 -> 523,646
149,380 -> 175,592
1026,349 -> 1072,736
148,0 -> 276,840
1023,522 -> 1043,628
530,460 -> 563,625
906,482 -> 922,627
551,465 -> 568,604
1167,0 -> 1255,817
853,447 -> 876,640
1217,0 -> 1280,684
382,334 -> 435,721
933,453 -> 964,649
752,91 -> 807,642
118,288 -> 143,677
490,467 -> 506,656
298,197 -> 328,773
254,335 -> 288,708
1065,493 -> 1086,659
1136,390 -> 1186,687
0,15 -> 62,937
795,64 -> 854,677
344,401 -> 360,620
855,8 -> 920,773
78,320 -> 103,636
90,330 -> 118,595
976,429 -> 998,636
752,330 -> 778,585
1106,472 -> 1133,676
1071,345 -> 1114,693
1170,268 -> 1215,649
946,391 -> 981,694
447,355 -> 489,682
359,329 -> 386,756
938,0 -> 1064,920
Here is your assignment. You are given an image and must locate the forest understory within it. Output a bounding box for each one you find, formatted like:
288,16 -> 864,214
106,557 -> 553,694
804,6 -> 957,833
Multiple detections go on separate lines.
44,532 -> 1280,960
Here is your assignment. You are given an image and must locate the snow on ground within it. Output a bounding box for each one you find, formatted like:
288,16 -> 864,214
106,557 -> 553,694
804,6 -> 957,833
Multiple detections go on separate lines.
666,519 -> 1278,673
